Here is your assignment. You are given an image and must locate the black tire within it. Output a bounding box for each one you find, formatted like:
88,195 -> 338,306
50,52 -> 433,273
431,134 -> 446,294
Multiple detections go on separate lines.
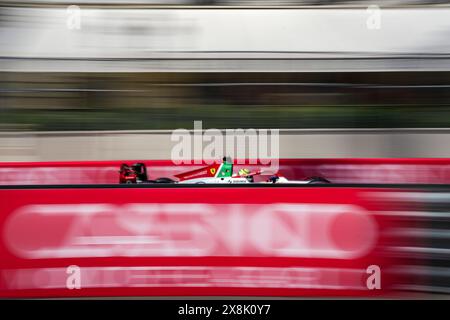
307,177 -> 331,184
153,177 -> 176,184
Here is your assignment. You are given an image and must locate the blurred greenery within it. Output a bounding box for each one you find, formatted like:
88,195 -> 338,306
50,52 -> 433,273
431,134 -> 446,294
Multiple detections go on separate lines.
1,105 -> 450,131
1,71 -> 450,130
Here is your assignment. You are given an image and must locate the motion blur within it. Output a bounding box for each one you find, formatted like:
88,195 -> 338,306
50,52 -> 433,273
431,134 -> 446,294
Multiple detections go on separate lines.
0,0 -> 449,299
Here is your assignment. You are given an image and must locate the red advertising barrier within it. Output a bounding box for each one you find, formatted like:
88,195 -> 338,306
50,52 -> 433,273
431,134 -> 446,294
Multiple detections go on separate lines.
0,158 -> 450,185
0,186 -> 400,298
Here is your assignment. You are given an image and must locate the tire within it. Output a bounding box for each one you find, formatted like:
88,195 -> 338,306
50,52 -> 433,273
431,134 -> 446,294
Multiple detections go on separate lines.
307,177 -> 331,184
153,177 -> 176,184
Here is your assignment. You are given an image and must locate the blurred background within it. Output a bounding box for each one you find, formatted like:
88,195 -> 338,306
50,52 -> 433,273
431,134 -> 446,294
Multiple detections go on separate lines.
0,1 -> 450,160
0,1 -> 450,299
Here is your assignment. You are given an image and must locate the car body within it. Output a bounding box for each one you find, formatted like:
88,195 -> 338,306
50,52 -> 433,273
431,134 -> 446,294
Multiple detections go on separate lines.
119,157 -> 330,185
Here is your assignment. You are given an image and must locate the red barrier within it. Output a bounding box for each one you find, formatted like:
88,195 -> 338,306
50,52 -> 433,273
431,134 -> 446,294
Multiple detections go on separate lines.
0,186 -> 398,298
0,158 -> 449,185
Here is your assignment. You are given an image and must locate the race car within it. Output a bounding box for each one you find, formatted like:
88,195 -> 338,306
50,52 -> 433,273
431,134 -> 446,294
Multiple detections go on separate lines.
119,157 -> 330,185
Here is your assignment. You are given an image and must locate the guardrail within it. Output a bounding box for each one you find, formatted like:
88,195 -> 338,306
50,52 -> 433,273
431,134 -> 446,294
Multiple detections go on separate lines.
0,158 -> 449,185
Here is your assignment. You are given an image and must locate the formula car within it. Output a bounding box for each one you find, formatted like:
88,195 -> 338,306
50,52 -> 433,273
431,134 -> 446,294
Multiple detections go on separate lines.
119,157 -> 330,184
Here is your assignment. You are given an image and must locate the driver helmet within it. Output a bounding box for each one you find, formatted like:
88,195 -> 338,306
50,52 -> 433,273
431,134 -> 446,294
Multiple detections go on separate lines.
238,168 -> 250,176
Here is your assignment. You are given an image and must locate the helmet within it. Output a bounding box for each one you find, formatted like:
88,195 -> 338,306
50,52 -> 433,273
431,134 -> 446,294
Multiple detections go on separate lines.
238,168 -> 250,176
